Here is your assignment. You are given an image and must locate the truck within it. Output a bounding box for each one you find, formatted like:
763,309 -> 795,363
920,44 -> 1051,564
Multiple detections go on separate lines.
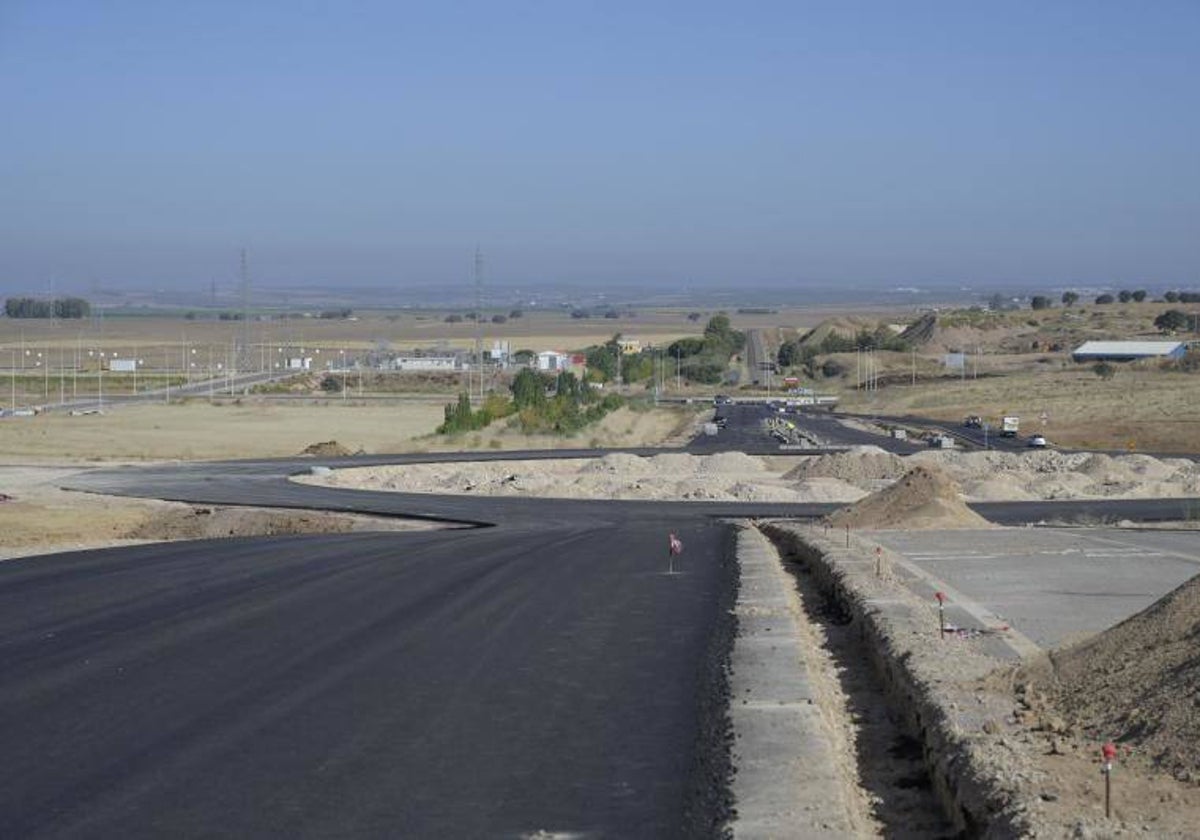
1000,415 -> 1020,437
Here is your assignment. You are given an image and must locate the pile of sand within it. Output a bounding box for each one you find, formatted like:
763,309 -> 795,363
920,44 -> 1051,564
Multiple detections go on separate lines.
301,440 -> 354,457
825,464 -> 993,530
784,446 -> 908,487
1032,573 -> 1200,778
912,449 -> 1200,502
301,445 -> 1200,507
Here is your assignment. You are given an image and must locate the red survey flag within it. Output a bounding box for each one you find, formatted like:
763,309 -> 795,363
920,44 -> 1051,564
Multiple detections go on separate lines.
668,532 -> 683,555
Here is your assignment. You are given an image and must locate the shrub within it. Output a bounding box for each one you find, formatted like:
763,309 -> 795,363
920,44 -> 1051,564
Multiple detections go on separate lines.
1092,362 -> 1116,380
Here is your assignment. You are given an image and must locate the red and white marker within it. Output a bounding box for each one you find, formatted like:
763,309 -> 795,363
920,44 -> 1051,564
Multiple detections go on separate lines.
667,532 -> 683,574
1102,741 -> 1117,818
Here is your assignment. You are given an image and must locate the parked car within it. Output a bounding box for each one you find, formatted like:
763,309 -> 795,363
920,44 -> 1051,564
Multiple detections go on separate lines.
1027,435 -> 1048,448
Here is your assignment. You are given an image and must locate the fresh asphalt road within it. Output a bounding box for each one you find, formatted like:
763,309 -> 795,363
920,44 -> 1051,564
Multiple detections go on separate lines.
0,518 -> 736,839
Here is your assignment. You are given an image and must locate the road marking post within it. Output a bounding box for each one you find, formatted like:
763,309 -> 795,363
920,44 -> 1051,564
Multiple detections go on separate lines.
667,531 -> 683,575
875,546 -> 882,577
845,524 -> 850,548
1102,742 -> 1117,818
935,591 -> 947,637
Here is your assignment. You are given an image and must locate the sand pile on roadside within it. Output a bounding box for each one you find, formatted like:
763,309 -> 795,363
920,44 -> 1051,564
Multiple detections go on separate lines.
912,449 -> 1200,502
790,478 -> 869,503
826,464 -> 992,530
783,446 -> 907,487
1030,573 -> 1200,778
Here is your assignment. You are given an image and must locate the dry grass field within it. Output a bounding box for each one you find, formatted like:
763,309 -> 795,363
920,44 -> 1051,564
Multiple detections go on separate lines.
839,365 -> 1200,452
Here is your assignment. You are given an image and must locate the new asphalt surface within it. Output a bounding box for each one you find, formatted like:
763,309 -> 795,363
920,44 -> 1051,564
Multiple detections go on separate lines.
0,518 -> 737,839
6,408 -> 1198,838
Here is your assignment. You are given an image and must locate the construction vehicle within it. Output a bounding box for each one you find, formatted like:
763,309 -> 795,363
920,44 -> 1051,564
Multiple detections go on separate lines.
963,415 -> 983,428
1001,415 -> 1020,437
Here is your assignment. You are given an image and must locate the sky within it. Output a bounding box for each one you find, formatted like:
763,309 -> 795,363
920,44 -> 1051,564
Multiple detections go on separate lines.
2,1 -> 1198,292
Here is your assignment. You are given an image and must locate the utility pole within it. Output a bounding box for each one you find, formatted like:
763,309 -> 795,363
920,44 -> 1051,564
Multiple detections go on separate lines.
473,247 -> 484,403
238,248 -> 251,376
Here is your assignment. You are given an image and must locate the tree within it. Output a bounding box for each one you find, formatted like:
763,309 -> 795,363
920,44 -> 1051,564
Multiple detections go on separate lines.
491,314 -> 507,324
666,337 -> 705,358
53,297 -> 91,318
508,309 -> 523,319
776,340 -> 802,367
1030,296 -> 1052,310
1164,291 -> 1180,303
1092,362 -> 1116,380
1131,289 -> 1147,302
702,314 -> 744,355
1117,290 -> 1133,303
1095,294 -> 1115,305
510,368 -> 547,409
1061,291 -> 1079,306
444,314 -> 463,323
687,312 -> 702,322
1154,309 -> 1190,333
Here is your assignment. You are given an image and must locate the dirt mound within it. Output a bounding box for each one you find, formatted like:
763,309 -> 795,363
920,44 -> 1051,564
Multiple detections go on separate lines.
301,440 -> 354,457
789,477 -> 869,503
1033,573 -> 1200,777
898,311 -> 937,345
798,317 -> 876,347
580,452 -> 651,475
826,464 -> 992,530
121,505 -> 431,540
784,447 -> 907,486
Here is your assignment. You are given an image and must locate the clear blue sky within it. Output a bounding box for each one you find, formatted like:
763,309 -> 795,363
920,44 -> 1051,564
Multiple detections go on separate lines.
2,1 -> 1198,290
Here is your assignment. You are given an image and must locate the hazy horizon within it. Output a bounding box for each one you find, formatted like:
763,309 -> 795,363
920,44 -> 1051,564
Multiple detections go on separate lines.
3,2 -> 1198,290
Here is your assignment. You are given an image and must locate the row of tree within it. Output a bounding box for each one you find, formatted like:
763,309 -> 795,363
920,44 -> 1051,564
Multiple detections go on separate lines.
1154,309 -> 1199,333
4,297 -> 91,319
437,368 -> 624,436
444,310 -> 523,324
1043,289 -> 1199,308
776,326 -> 909,378
662,314 -> 746,385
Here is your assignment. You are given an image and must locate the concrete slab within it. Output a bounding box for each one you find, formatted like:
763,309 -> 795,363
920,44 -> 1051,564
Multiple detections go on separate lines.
729,526 -> 861,839
868,527 -> 1200,649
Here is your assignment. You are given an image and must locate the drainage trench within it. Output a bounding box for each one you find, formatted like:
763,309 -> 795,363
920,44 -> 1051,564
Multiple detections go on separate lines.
758,525 -> 963,839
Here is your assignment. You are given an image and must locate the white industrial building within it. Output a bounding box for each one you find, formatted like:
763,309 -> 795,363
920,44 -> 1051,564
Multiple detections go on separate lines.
1071,341 -> 1186,362
391,356 -> 459,372
536,351 -> 567,371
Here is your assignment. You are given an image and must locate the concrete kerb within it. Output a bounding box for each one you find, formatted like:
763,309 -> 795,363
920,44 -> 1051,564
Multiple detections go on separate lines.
758,522 -> 1046,838
727,523 -> 866,838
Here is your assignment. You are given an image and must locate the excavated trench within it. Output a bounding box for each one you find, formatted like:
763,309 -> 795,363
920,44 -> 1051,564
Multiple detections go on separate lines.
762,526 -> 963,838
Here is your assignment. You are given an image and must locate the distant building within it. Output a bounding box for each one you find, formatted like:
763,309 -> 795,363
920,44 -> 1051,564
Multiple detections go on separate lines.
391,356 -> 459,372
490,340 -> 511,365
617,338 -> 642,355
286,357 -> 313,371
1071,341 -> 1186,362
107,359 -> 137,372
536,351 -> 566,371
535,351 -> 587,374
